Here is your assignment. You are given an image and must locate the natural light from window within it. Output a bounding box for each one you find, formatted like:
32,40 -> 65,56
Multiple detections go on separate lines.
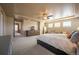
48,23 -> 53,28
77,27 -> 79,31
54,22 -> 61,27
63,21 -> 71,27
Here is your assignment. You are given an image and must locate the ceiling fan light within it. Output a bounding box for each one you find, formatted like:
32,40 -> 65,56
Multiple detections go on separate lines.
43,16 -> 47,20
43,13 -> 47,16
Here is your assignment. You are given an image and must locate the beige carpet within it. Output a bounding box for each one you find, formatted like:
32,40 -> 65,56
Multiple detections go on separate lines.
12,37 -> 54,55
25,45 -> 54,55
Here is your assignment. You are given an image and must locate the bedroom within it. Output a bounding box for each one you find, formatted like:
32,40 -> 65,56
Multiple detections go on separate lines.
0,3 -> 79,55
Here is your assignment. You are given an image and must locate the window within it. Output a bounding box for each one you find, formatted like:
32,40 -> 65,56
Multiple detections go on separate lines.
77,27 -> 79,31
63,21 -> 71,27
54,22 -> 61,27
48,23 -> 53,28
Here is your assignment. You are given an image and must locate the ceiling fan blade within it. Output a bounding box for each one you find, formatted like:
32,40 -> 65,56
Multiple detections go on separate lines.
48,15 -> 53,17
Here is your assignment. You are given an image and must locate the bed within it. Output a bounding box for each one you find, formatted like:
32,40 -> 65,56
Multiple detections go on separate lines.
37,34 -> 75,55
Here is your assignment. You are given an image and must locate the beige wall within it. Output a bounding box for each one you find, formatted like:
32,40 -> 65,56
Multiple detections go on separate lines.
0,6 -> 4,36
5,16 -> 14,36
0,6 -> 14,36
22,20 -> 38,31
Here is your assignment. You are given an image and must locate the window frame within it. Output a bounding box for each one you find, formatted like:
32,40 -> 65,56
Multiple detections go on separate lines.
54,22 -> 61,28
63,21 -> 71,27
48,23 -> 53,28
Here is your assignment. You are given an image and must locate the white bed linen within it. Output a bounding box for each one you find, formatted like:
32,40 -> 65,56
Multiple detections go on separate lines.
37,34 -> 75,55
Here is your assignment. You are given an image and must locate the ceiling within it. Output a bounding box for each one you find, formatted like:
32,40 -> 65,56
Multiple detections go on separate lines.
0,3 -> 78,21
0,3 -> 15,17
14,4 -> 63,18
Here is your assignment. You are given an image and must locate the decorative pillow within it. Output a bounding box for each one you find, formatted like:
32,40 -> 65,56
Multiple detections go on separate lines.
66,31 -> 71,39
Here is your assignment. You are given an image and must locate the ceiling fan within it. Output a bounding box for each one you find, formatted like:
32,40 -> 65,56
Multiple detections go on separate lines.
38,8 -> 54,20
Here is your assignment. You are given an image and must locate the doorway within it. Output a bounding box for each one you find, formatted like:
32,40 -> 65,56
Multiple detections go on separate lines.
15,23 -> 19,33
14,20 -> 23,37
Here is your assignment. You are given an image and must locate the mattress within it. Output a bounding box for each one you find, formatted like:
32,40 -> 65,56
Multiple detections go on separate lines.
37,34 -> 75,55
